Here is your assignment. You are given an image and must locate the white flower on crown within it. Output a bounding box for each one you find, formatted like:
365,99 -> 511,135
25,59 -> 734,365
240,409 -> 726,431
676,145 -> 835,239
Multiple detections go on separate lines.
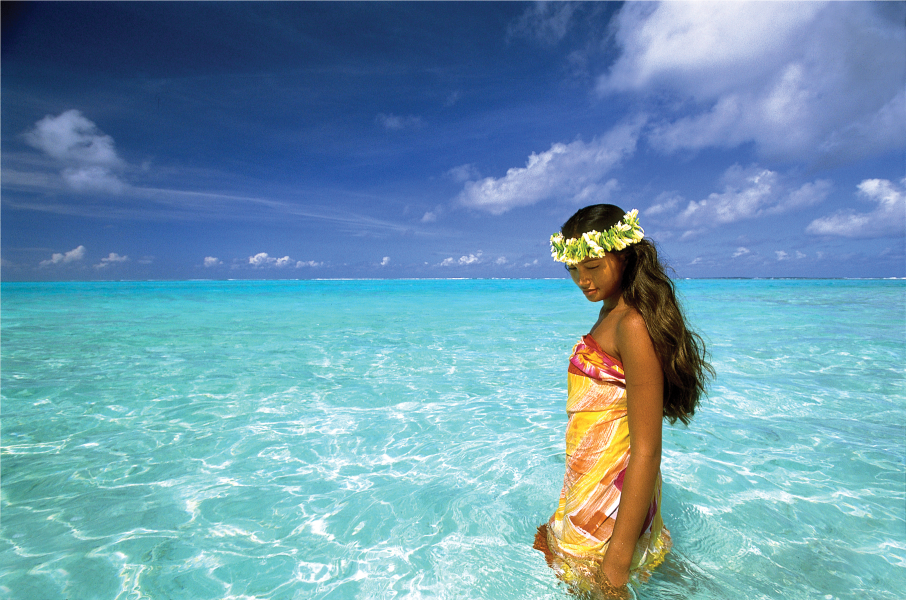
549,209 -> 645,264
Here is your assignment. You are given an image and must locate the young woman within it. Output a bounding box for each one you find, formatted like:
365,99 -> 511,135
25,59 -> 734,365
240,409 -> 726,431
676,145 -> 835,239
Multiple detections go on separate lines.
536,204 -> 713,595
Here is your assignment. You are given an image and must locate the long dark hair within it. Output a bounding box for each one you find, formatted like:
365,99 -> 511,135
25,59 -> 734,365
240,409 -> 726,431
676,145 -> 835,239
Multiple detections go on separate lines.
561,204 -> 713,425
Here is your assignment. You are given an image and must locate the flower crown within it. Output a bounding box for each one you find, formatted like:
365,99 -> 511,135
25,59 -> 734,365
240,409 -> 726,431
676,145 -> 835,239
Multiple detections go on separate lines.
550,209 -> 645,265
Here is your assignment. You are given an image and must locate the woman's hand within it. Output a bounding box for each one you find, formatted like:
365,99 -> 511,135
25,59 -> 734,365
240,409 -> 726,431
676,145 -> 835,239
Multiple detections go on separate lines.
592,559 -> 631,599
602,560 -> 629,588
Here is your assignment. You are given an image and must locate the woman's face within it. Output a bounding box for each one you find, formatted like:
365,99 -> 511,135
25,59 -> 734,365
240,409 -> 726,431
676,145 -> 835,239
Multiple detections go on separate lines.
567,252 -> 625,303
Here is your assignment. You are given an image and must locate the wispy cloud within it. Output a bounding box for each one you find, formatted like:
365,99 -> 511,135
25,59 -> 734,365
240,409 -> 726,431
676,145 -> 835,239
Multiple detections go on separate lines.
10,112 -> 420,238
445,163 -> 480,183
600,2 -> 906,162
376,113 -> 424,131
457,120 -> 641,215
39,245 -> 86,267
806,177 -> 906,238
652,164 -> 832,230
507,1 -> 581,46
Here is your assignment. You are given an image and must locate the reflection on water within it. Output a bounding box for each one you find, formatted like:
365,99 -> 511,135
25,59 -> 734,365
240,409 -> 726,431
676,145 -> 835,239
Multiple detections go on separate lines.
2,280 -> 903,599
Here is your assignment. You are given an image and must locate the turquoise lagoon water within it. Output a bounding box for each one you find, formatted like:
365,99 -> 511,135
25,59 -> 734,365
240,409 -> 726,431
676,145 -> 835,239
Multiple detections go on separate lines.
1,279 -> 903,600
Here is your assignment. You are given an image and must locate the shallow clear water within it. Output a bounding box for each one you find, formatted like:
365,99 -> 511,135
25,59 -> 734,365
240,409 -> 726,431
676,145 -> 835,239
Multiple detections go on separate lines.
2,279 -> 903,600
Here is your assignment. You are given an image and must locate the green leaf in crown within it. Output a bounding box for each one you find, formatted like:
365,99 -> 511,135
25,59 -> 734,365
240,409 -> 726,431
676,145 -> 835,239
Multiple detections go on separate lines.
549,210 -> 645,265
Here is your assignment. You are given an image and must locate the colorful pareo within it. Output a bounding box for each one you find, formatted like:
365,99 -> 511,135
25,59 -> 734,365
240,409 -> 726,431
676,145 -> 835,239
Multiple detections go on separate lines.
543,334 -> 671,585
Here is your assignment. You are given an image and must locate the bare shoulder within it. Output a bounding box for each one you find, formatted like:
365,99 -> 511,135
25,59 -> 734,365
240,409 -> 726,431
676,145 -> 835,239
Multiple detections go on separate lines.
614,307 -> 650,343
615,310 -> 663,392
614,307 -> 658,366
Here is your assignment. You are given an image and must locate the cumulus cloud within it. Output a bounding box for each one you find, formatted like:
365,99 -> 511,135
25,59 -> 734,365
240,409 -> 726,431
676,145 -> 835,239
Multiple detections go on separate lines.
248,252 -> 322,268
659,165 -> 832,229
249,252 -> 288,267
380,256 -> 390,266
439,251 -> 483,266
732,247 -> 750,259
376,113 -> 424,131
26,110 -> 123,166
806,177 -> 906,238
600,2 -> 906,162
95,253 -> 128,269
39,245 -> 86,267
25,110 -> 128,193
204,256 -> 222,267
457,120 -> 641,214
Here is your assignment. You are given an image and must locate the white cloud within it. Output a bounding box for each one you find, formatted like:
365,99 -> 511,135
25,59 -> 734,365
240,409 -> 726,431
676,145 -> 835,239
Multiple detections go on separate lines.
249,252 -> 274,267
457,121 -> 641,214
25,110 -> 123,166
446,163 -> 481,183
249,252 -> 322,268
732,247 -> 750,259
421,203 -> 443,223
439,251 -> 483,267
204,256 -> 222,267
644,192 -> 681,217
600,2 -> 906,162
250,252 -> 290,267
25,110 -> 129,193
376,113 -> 424,131
61,166 -> 126,194
663,165 -> 832,229
806,177 -> 906,238
775,251 -> 790,261
380,256 -> 390,266
39,245 -> 86,267
95,252 -> 128,269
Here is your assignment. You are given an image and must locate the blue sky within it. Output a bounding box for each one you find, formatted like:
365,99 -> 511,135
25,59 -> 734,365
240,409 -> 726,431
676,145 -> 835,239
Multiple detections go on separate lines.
2,1 -> 904,281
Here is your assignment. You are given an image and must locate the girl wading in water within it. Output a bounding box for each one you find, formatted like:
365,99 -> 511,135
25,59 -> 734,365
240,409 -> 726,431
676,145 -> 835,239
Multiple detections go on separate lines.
535,204 -> 713,597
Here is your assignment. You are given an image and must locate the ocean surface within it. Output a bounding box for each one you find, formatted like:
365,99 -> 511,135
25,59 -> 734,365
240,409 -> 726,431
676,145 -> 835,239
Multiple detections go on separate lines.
1,279 -> 903,600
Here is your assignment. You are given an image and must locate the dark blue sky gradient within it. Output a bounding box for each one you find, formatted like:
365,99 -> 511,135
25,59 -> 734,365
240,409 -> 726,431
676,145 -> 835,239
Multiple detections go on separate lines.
2,2 -> 904,280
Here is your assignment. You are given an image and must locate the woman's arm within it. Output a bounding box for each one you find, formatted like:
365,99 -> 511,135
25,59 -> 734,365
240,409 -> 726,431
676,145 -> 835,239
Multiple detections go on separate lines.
602,310 -> 664,587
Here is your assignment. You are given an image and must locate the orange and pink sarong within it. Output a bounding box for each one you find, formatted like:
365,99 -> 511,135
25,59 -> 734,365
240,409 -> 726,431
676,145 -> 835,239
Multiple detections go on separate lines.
543,334 -> 671,582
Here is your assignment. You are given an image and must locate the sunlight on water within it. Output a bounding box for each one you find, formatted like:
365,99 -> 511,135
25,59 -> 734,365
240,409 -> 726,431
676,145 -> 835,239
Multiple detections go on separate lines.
2,280 -> 903,599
